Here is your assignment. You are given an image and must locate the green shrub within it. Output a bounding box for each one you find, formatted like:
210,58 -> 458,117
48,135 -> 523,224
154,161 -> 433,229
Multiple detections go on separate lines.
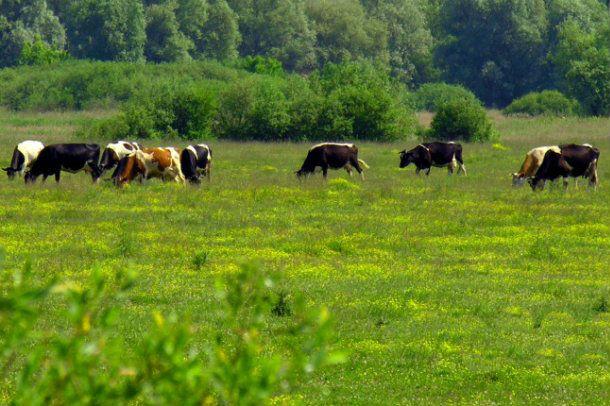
0,60 -> 243,111
214,76 -> 291,140
429,100 -> 497,142
90,83 -> 219,139
18,36 -> 69,66
0,262 -> 343,403
236,55 -> 285,76
413,83 -> 480,112
504,90 -> 579,116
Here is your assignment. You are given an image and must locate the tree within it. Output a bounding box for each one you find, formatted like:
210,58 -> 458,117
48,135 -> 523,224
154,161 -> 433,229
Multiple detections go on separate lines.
64,0 -> 145,61
435,0 -> 548,107
553,21 -> 610,115
198,0 -> 240,60
0,0 -> 65,67
145,2 -> 193,62
363,0 -> 436,85
305,0 -> 389,67
229,0 -> 316,71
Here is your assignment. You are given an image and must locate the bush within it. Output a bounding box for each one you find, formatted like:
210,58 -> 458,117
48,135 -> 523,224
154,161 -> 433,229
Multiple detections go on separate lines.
0,60 -> 243,111
10,60 -> 418,141
93,83 -> 218,139
0,262 -> 343,403
413,83 -> 480,112
429,100 -> 497,142
504,90 -> 579,116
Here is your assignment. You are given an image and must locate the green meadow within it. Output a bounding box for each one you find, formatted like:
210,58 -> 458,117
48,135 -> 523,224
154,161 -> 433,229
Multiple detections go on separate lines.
0,110 -> 609,403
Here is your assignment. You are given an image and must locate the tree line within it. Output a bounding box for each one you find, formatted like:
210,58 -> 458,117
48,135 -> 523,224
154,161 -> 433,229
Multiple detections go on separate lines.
2,0 -> 610,114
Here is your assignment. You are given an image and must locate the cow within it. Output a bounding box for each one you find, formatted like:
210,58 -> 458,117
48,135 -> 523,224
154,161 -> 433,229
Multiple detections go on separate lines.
529,144 -> 600,191
114,147 -> 185,186
512,146 -> 560,186
180,144 -> 212,184
24,144 -> 102,184
3,140 -> 45,179
399,142 -> 466,175
99,141 -> 142,178
296,143 -> 369,180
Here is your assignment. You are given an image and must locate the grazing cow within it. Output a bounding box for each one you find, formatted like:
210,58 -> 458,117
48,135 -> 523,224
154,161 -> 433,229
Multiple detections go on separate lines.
399,142 -> 466,175
3,140 -> 45,179
99,141 -> 142,178
115,147 -> 185,186
296,143 -> 369,180
24,144 -> 102,184
180,144 -> 212,184
512,145 -> 560,186
529,144 -> 600,190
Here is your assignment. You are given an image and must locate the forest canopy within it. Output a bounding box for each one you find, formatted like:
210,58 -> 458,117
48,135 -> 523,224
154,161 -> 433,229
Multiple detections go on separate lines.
2,0 -> 610,113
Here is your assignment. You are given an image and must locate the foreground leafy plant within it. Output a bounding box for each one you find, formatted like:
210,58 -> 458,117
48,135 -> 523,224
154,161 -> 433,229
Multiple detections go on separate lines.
0,261 -> 342,404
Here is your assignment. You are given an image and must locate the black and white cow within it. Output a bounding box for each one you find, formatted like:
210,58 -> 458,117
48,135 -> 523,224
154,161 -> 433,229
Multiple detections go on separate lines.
99,141 -> 142,179
24,144 -> 102,184
296,143 -> 369,180
399,142 -> 466,175
180,144 -> 212,184
529,144 -> 600,190
3,140 -> 45,179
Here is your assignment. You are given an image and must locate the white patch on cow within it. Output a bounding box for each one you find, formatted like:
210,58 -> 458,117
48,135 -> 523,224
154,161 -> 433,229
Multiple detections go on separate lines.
16,140 -> 45,175
106,141 -> 139,161
186,145 -> 199,159
196,144 -> 211,161
164,147 -> 185,183
309,142 -> 355,151
418,144 -> 430,152
583,143 -> 593,148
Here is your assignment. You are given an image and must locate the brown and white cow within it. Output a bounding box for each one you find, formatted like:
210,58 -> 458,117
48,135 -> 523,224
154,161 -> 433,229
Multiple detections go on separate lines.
296,143 -> 369,180
512,145 -> 560,186
114,147 -> 185,186
99,141 -> 142,178
529,144 -> 600,190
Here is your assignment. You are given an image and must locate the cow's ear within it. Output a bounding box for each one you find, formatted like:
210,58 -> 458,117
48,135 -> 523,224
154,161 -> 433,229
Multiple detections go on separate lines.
1,167 -> 8,172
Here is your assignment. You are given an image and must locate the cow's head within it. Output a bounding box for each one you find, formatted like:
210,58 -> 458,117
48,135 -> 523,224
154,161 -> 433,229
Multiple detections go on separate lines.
399,150 -> 413,168
115,155 -> 142,186
24,170 -> 36,184
528,177 -> 544,191
99,148 -> 119,171
187,174 -> 202,185
2,167 -> 17,180
512,173 -> 527,187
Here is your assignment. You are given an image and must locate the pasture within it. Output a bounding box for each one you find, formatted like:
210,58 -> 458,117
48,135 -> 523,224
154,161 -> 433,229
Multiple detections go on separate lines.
1,109 -> 609,403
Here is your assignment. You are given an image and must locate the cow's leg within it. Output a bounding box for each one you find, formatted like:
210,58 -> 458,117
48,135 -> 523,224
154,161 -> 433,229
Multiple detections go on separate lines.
42,174 -> 48,183
589,166 -> 599,189
350,157 -> 365,180
322,165 -> 328,180
415,168 -> 421,175
447,163 -> 455,175
54,171 -> 61,183
345,165 -> 353,177
563,177 -> 569,190
425,168 -> 431,176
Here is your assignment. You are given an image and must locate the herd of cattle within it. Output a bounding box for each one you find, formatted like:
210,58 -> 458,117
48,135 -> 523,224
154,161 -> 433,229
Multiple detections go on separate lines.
2,140 -> 601,190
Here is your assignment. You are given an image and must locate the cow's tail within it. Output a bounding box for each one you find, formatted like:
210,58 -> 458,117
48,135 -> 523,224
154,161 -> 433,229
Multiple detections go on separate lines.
358,159 -> 370,169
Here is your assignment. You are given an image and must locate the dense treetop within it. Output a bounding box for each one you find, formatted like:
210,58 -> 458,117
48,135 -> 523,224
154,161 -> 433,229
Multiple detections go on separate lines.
2,0 -> 610,112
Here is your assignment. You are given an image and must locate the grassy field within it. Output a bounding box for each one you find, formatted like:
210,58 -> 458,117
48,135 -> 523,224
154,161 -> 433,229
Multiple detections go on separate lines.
1,109 -> 609,403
